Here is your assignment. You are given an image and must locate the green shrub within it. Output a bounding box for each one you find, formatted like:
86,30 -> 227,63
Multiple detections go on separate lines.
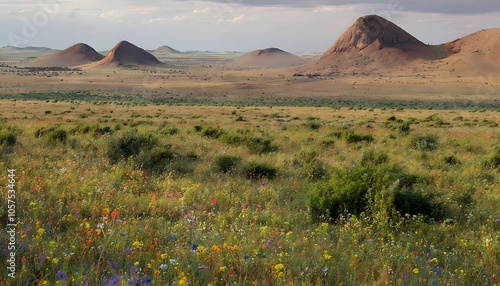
0,131 -> 16,146
134,147 -> 176,173
398,122 -> 411,134
485,153 -> 500,169
106,131 -> 157,163
300,151 -> 327,180
361,149 -> 389,166
243,161 -> 277,180
220,134 -> 243,146
410,134 -> 438,151
202,126 -> 226,139
35,126 -> 68,143
394,190 -> 444,220
343,132 -> 374,144
443,155 -> 461,166
245,137 -> 277,154
213,155 -> 241,173
308,165 -> 443,223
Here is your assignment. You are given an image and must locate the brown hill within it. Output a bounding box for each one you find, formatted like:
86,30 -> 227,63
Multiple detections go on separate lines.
229,48 -> 306,68
97,41 -> 162,67
300,15 -> 447,74
24,43 -> 103,67
151,45 -> 181,55
443,28 -> 500,75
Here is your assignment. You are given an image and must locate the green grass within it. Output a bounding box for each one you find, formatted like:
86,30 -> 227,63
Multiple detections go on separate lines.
0,100 -> 499,285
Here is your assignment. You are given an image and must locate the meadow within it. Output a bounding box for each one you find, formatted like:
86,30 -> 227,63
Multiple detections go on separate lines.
0,100 -> 499,285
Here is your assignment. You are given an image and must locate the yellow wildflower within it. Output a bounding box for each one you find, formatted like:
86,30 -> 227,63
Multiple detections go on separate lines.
412,268 -> 419,274
274,263 -> 285,272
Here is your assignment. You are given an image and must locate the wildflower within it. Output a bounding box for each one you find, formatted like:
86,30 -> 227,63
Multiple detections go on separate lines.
191,243 -> 199,252
134,261 -> 139,267
197,245 -> 205,252
160,253 -> 168,260
323,250 -> 332,260
219,266 -> 226,272
159,264 -> 168,271
111,210 -> 120,220
322,267 -> 328,276
430,257 -> 439,264
55,270 -> 68,283
147,263 -> 152,269
412,268 -> 419,274
169,259 -> 178,265
138,276 -> 153,284
243,254 -> 250,260
274,263 -> 285,272
125,248 -> 133,255
36,228 -> 45,238
103,275 -> 122,286
40,253 -> 47,264
109,259 -> 118,270
52,258 -> 59,265
97,223 -> 105,229
132,240 -> 143,248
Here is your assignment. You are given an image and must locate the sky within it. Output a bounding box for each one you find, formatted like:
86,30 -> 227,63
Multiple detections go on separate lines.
0,0 -> 499,53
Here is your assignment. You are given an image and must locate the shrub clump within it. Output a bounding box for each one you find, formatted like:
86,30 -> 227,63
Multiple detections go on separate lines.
213,155 -> 241,174
106,131 -> 157,164
308,165 -> 444,223
202,126 -> 226,139
243,161 -> 277,180
300,151 -> 328,180
361,149 -> 389,166
245,137 -> 277,154
410,134 -> 438,151
0,131 -> 16,146
345,132 -> 374,144
35,126 -> 68,143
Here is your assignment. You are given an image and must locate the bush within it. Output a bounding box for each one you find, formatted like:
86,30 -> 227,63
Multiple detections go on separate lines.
485,153 -> 500,169
245,137 -> 277,154
0,131 -> 16,146
220,134 -> 243,146
213,155 -> 241,173
106,131 -> 157,163
243,161 -> 277,180
410,134 -> 438,151
300,151 -> 327,180
308,165 -> 443,223
361,149 -> 389,166
71,124 -> 112,136
443,155 -> 461,166
202,126 -> 226,139
343,132 -> 374,144
394,190 -> 444,220
35,126 -> 68,143
134,147 -> 176,173
398,122 -> 411,134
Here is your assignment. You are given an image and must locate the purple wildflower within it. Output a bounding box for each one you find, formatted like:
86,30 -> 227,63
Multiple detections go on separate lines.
56,270 -> 68,283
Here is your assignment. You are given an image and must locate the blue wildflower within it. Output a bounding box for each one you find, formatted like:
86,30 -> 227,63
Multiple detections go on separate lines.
56,270 -> 68,283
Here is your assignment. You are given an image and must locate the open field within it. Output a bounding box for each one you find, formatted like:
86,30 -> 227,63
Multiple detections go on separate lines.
1,100 -> 499,285
0,65 -> 499,110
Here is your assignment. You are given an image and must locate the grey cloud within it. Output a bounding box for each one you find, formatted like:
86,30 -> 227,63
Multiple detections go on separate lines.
201,0 -> 500,14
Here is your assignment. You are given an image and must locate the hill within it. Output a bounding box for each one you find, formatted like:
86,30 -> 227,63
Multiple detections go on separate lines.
151,45 -> 182,55
299,15 -> 448,74
23,43 -> 103,67
97,41 -> 162,67
229,48 -> 306,68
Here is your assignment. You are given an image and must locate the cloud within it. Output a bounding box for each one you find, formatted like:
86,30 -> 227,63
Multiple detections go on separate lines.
201,0 -> 500,14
